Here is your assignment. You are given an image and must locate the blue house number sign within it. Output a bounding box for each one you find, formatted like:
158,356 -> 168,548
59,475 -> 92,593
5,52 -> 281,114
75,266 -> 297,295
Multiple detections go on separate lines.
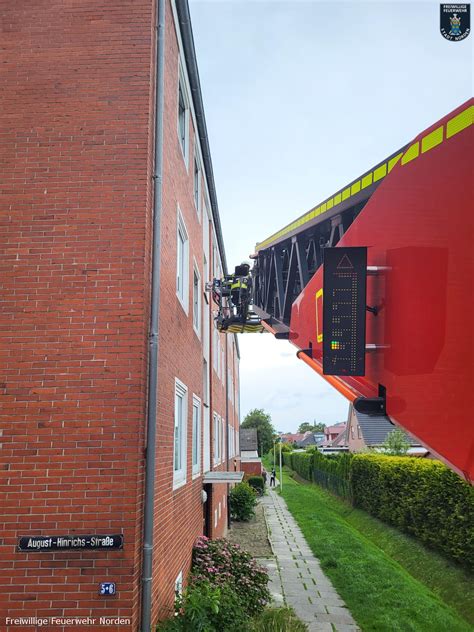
99,582 -> 116,596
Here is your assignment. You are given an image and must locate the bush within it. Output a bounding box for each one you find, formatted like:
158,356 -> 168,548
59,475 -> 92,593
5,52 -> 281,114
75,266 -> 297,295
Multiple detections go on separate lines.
229,482 -> 257,521
156,579 -> 249,632
289,453 -> 313,481
311,451 -> 353,499
252,607 -> 308,631
247,475 -> 264,495
192,536 -> 270,616
351,454 -> 474,569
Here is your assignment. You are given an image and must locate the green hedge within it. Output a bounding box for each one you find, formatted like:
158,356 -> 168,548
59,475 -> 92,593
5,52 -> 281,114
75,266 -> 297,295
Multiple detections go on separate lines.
281,449 -> 473,569
289,452 -> 313,481
282,451 -> 353,499
312,452 -> 353,499
351,455 -> 474,570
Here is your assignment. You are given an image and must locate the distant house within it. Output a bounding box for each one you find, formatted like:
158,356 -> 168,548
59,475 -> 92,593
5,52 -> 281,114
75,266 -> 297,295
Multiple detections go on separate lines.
346,406 -> 427,455
280,432 -> 305,445
298,432 -> 319,448
280,431 -> 318,447
320,422 -> 347,447
239,428 -> 263,476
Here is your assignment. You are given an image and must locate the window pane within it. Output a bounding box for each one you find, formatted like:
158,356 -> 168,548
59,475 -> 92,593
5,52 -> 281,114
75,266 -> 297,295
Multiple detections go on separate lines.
193,270 -> 199,327
194,159 -> 200,209
177,230 -> 184,296
174,395 -> 182,471
192,404 -> 198,467
178,85 -> 186,149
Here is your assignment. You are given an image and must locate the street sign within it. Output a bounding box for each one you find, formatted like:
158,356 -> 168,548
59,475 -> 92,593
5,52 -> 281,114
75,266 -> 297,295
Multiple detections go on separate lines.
323,247 -> 367,376
17,535 -> 123,551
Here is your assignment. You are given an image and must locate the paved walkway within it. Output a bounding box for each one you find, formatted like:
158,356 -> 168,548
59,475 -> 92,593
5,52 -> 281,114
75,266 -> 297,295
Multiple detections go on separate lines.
259,485 -> 359,632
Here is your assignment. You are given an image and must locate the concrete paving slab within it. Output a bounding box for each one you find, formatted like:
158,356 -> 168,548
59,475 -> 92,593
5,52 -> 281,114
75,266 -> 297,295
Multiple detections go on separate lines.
261,486 -> 359,631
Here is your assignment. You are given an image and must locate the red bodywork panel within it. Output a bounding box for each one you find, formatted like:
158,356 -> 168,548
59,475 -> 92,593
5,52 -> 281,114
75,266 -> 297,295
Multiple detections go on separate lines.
290,101 -> 473,482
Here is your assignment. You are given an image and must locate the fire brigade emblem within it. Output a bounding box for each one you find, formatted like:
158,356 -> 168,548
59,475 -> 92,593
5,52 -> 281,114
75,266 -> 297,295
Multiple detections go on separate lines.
440,4 -> 471,41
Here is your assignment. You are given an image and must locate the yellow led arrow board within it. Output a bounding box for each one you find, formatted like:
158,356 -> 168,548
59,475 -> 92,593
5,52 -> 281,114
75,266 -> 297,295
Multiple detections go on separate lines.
323,247 -> 367,376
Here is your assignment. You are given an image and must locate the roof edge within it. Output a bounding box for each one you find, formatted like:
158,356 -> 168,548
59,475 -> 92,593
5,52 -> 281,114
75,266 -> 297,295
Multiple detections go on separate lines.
175,0 -> 228,274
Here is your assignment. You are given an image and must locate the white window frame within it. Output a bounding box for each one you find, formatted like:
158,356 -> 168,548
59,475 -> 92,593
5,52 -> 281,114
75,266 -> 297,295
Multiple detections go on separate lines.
229,425 -> 234,458
173,379 -> 188,489
177,66 -> 190,168
221,417 -> 225,463
213,412 -> 220,466
192,395 -> 201,477
176,208 -> 189,314
192,261 -> 201,337
193,147 -> 202,220
203,360 -> 211,472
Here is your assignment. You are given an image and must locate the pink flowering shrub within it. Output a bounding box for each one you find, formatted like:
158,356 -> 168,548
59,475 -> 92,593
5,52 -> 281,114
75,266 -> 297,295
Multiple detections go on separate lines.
192,536 -> 270,616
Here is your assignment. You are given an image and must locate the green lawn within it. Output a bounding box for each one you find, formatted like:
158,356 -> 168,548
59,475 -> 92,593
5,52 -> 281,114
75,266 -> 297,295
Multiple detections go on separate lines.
264,461 -> 473,632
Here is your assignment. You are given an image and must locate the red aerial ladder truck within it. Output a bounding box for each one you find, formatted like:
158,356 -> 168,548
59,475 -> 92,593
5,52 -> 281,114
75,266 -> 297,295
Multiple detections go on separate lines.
248,99 -> 473,483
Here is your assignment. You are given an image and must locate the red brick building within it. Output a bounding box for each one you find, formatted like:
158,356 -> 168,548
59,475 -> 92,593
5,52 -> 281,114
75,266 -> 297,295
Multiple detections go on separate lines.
0,1 -> 240,630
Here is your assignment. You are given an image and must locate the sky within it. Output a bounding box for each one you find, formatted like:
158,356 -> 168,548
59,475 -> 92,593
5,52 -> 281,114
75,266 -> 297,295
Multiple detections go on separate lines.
189,0 -> 473,433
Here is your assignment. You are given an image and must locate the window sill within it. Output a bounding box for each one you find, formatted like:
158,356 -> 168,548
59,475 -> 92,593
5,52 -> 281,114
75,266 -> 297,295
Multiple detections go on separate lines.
173,476 -> 187,491
176,292 -> 189,316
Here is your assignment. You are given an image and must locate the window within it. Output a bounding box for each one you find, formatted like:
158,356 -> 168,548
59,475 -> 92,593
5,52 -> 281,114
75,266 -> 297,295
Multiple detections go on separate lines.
213,413 -> 221,465
176,209 -> 189,312
351,425 -> 355,440
194,150 -> 202,218
192,395 -> 201,476
203,361 -> 211,472
177,70 -> 189,165
174,379 -> 188,488
220,417 -> 225,463
193,264 -> 201,336
228,426 -> 234,458
357,425 -> 361,439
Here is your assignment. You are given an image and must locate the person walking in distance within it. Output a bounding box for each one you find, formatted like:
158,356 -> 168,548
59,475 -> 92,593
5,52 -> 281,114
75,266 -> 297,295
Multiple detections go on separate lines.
270,468 -> 276,487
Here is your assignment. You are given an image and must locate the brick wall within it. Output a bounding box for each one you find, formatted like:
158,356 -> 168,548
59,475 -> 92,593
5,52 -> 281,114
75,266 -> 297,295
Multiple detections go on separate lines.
0,1 -> 156,629
0,0 -> 240,629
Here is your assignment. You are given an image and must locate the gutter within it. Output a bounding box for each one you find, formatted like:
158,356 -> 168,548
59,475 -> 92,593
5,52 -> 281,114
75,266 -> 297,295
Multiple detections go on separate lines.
175,0 -> 228,275
140,0 -> 166,629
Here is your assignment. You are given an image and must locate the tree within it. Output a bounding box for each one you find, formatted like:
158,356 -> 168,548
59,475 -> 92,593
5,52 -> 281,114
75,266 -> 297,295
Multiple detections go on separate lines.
297,421 -> 326,434
382,429 -> 410,456
241,409 -> 275,456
